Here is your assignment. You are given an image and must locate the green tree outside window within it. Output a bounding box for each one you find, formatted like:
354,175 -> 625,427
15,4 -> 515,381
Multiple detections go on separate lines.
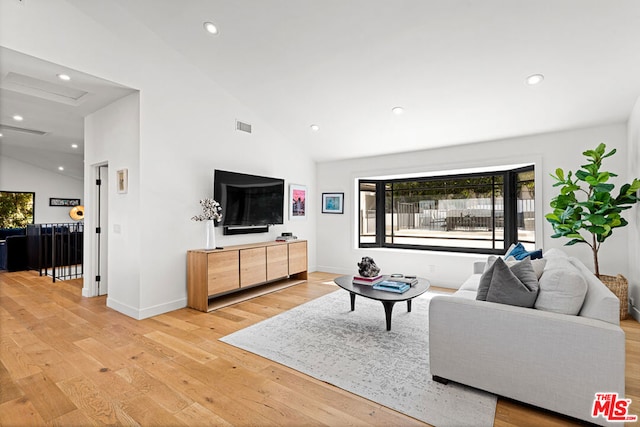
0,191 -> 35,228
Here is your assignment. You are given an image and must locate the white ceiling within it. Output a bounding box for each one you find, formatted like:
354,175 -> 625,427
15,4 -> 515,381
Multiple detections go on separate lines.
116,0 -> 640,161
2,1 -> 640,179
0,47 -> 135,180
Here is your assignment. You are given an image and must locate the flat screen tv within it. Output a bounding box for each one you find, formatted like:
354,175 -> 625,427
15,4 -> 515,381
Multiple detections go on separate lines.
214,169 -> 285,233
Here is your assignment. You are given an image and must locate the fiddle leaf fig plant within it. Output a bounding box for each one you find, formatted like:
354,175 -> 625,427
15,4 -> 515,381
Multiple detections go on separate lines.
546,143 -> 640,277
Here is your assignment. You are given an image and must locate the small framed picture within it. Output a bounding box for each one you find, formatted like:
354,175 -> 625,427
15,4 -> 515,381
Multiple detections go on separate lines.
49,198 -> 81,207
322,192 -> 344,214
117,169 -> 128,194
289,184 -> 307,220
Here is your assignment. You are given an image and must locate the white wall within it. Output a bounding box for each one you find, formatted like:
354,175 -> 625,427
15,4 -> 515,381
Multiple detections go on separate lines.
317,123 -> 630,289
0,155 -> 83,224
0,0 -> 316,319
84,92 -> 141,312
627,96 -> 640,321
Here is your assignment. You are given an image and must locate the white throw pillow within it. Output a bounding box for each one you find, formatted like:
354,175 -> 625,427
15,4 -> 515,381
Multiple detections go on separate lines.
504,243 -> 516,257
534,259 -> 587,315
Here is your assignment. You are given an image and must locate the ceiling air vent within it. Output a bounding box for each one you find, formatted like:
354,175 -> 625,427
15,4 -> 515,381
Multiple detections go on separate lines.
0,123 -> 49,136
236,120 -> 252,134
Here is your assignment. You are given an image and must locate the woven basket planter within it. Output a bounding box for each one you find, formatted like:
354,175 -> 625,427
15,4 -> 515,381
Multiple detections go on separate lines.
599,274 -> 629,320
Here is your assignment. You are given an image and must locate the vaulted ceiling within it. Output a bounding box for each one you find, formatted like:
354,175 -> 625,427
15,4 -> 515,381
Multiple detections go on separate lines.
2,1 -> 640,179
115,0 -> 640,161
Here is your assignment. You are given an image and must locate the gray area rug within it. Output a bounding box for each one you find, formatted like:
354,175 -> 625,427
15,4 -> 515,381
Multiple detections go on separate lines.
220,290 -> 497,426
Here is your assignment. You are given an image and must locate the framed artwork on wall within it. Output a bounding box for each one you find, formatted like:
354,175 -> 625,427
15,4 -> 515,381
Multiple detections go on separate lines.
49,197 -> 81,207
117,168 -> 128,194
322,192 -> 344,214
289,184 -> 307,220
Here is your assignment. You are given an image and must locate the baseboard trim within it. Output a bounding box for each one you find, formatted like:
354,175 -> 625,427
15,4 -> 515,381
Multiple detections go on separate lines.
630,304 -> 640,323
315,265 -> 354,275
106,297 -> 141,319
138,298 -> 187,320
107,297 -> 187,320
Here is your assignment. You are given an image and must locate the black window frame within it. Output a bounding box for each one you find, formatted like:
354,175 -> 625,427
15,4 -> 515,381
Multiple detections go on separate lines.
358,165 -> 534,255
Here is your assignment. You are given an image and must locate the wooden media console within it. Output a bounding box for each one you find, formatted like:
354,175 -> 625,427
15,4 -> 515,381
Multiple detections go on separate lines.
187,240 -> 308,312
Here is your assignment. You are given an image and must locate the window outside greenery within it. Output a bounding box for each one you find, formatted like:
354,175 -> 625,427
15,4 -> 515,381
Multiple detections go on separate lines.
358,166 -> 534,254
0,191 -> 35,228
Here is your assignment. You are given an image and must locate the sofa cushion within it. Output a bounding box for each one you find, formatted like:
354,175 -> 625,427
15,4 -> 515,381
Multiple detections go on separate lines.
477,257 -> 539,307
569,257 -> 620,325
484,255 -> 547,279
460,273 -> 481,292
542,248 -> 568,259
534,258 -> 587,315
453,289 -> 478,300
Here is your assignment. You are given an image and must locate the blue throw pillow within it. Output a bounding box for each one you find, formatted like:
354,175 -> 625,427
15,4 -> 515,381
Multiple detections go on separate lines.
505,243 -> 526,259
526,249 -> 543,260
505,243 -> 543,260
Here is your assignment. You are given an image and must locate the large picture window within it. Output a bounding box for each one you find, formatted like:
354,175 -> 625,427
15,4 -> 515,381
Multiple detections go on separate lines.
358,166 -> 534,254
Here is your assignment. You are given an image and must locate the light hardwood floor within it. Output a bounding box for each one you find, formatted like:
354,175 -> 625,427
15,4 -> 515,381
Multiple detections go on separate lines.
1,270 -> 639,426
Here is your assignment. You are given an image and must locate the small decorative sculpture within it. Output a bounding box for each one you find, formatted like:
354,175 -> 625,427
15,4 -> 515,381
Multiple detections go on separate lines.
357,256 -> 380,277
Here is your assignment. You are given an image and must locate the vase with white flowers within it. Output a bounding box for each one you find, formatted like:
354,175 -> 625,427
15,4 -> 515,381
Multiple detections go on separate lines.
192,198 -> 223,250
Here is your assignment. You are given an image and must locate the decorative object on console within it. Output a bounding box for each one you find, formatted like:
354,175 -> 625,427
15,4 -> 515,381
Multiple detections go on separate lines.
204,220 -> 216,250
289,184 -> 307,220
321,192 -> 344,214
49,197 -> 80,207
191,198 -> 223,250
275,232 -> 297,242
546,143 -> 639,319
69,205 -> 84,221
357,256 -> 380,277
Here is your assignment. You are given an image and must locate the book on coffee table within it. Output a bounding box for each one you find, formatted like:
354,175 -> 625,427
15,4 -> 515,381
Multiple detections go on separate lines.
373,280 -> 410,293
388,276 -> 418,285
352,275 -> 384,285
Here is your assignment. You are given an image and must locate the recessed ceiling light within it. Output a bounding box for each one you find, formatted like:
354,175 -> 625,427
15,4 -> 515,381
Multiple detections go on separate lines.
203,21 -> 219,35
526,74 -> 544,85
12,115 -> 24,121
392,106 -> 404,115
310,124 -> 320,131
71,144 -> 79,149
58,166 -> 65,171
57,73 -> 71,81
0,133 -> 3,137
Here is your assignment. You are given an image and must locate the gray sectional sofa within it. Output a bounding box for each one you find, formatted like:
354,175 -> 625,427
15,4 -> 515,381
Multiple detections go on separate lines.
429,248 -> 625,426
